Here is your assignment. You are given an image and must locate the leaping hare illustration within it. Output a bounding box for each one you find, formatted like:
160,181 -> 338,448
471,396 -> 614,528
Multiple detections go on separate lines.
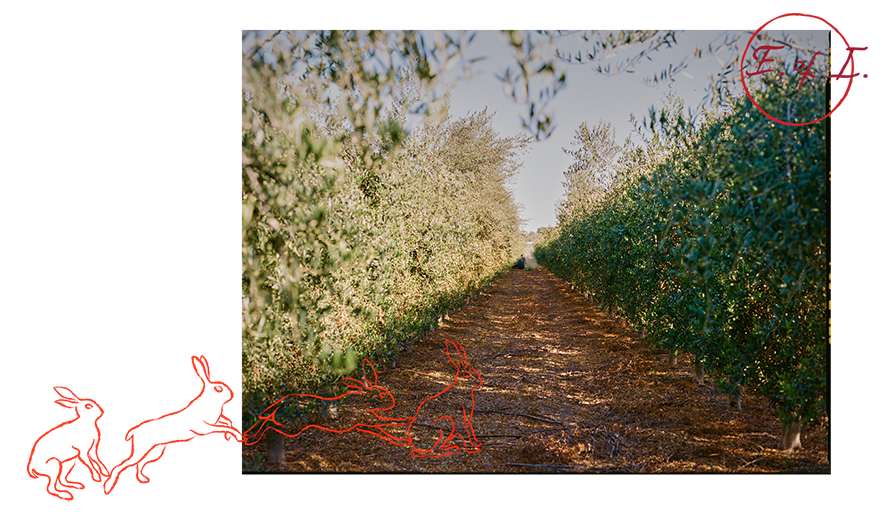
104,353 -> 232,494
244,358 -> 413,447
244,341 -> 484,459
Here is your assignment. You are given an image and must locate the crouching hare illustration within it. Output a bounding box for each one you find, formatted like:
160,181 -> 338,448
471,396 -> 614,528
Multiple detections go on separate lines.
407,339 -> 483,457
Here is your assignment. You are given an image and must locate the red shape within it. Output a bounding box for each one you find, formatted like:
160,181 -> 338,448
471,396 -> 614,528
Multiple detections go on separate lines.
752,13 -> 868,116
243,358 -> 414,446
741,29 -> 833,127
244,339 -> 484,460
407,339 -> 483,457
794,51 -> 821,89
745,45 -> 783,76
25,214 -> 241,501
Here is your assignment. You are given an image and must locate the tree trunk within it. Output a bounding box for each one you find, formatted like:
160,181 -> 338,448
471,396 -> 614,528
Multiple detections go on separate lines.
667,352 -> 678,368
691,364 -> 704,384
779,419 -> 802,452
727,392 -> 742,412
266,429 -> 286,464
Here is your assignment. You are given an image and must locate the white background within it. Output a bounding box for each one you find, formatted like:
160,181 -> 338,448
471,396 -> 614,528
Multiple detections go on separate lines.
0,1 -> 886,530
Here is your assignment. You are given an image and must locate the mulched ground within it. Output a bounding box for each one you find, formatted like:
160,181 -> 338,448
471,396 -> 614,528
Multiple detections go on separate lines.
242,267 -> 829,473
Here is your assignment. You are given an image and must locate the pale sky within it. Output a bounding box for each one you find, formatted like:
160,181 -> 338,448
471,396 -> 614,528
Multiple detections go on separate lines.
443,30 -> 829,231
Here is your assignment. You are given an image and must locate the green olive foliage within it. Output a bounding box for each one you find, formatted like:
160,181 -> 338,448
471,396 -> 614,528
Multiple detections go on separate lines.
535,74 -> 828,440
242,31 -> 528,424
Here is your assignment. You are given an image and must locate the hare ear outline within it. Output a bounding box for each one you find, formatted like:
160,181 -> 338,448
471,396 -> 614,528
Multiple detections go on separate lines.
342,378 -> 367,391
191,354 -> 212,382
456,342 -> 469,367
361,359 -> 378,388
443,339 -> 460,366
53,387 -> 77,400
55,387 -> 81,407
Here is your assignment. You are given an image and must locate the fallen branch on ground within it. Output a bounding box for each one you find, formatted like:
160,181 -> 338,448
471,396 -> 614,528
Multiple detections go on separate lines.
528,426 -> 582,435
737,456 -> 766,470
473,410 -> 563,424
507,463 -> 576,469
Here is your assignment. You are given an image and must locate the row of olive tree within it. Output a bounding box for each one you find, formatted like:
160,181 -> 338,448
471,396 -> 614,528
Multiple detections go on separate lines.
242,31 -> 529,432
241,30 -> 820,456
535,73 -> 828,451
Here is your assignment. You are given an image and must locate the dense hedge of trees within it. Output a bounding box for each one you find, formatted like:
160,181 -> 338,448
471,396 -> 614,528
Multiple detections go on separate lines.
535,74 -> 828,451
242,31 -> 528,427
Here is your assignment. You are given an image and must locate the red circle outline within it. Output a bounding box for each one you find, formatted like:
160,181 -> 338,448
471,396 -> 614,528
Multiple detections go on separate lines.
740,24 -> 831,126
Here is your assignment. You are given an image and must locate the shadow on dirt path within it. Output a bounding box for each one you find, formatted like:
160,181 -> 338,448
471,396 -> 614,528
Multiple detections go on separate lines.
243,267 -> 829,473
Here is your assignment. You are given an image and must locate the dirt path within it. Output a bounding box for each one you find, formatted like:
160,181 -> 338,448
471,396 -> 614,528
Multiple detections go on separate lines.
243,267 -> 829,473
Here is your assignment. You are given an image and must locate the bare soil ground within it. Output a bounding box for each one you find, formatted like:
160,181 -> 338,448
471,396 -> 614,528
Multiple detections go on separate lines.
242,267 -> 829,473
